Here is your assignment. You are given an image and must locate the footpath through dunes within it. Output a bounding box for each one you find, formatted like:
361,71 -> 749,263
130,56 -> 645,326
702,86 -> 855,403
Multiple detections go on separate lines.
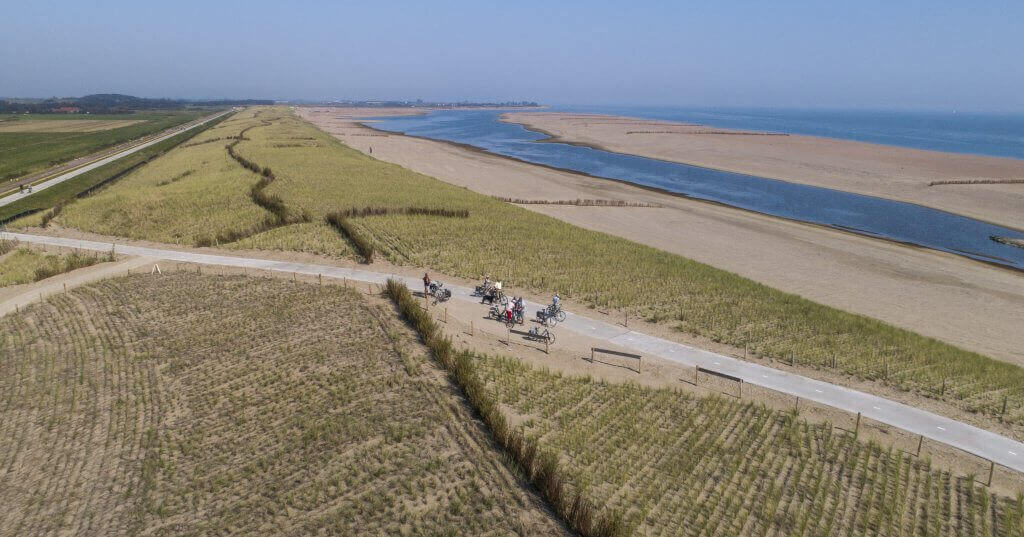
0,272 -> 569,536
19,105 -> 1024,433
383,279 -> 1024,537
503,112 -> 1024,233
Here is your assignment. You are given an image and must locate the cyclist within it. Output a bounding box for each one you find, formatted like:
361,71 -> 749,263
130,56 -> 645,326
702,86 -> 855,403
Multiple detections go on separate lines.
423,273 -> 431,296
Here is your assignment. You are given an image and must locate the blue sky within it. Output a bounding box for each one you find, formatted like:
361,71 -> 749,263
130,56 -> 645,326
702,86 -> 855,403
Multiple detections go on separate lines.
2,1 -> 1022,110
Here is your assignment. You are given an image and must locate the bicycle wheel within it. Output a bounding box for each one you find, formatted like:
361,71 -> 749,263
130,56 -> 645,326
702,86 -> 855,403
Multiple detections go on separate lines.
544,315 -> 556,327
556,310 -> 566,322
545,330 -> 555,344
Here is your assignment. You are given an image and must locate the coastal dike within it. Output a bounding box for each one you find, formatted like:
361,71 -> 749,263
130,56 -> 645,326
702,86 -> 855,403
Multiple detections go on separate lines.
300,107 -> 1024,366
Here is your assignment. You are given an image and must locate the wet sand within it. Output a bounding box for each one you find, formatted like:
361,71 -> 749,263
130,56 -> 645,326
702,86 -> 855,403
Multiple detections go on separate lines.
504,112 -> 1024,231
299,107 -> 1024,366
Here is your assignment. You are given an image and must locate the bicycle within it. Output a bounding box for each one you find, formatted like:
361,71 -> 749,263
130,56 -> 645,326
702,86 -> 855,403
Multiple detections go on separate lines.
528,326 -> 555,344
428,281 -> 451,302
536,304 -> 566,326
504,307 -> 525,328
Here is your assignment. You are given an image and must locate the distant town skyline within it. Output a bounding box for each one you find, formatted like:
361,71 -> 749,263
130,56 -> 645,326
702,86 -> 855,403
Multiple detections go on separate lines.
3,1 -> 1022,112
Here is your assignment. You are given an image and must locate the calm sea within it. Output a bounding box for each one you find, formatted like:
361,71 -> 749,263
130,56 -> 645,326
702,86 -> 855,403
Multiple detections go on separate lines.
368,110 -> 1024,270
555,105 -> 1024,160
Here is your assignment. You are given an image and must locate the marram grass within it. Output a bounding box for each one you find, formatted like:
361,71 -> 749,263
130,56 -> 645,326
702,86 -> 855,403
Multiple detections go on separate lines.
51,106 -> 1024,424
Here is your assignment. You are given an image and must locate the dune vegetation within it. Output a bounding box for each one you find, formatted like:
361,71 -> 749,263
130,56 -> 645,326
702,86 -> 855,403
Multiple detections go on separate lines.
385,278 -> 1024,537
38,106 -> 1024,425
0,273 -> 567,536
0,241 -> 106,286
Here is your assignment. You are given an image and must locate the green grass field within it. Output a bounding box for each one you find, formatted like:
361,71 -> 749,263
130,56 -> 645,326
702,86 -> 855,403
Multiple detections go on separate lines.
41,106 -> 1024,425
0,110 -> 203,182
0,273 -> 568,535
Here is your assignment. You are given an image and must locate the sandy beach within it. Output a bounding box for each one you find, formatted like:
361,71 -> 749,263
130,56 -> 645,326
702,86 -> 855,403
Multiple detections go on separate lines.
299,107 -> 1024,366
503,112 -> 1024,231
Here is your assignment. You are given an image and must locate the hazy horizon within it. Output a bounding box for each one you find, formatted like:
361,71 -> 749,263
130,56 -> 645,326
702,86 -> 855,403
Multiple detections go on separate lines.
3,1 -> 1023,112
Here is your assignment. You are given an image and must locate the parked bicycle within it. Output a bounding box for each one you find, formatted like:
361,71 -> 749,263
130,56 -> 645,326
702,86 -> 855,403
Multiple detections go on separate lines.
428,281 -> 451,302
536,303 -> 566,326
488,303 -> 505,321
527,326 -> 555,344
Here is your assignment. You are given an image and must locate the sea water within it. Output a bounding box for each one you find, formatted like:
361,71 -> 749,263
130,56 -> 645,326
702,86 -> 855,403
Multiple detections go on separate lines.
368,109 -> 1024,270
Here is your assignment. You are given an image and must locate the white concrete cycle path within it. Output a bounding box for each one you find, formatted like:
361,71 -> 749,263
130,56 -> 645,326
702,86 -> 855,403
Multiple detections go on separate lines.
0,110 -> 233,209
3,230 -> 1022,473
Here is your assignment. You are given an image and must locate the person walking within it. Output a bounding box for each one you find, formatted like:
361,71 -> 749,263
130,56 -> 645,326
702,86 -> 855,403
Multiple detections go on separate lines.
423,272 -> 431,297
505,298 -> 513,323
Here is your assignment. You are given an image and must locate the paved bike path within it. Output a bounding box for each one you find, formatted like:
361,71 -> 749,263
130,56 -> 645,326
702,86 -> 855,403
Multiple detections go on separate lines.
3,230 -> 1022,472
0,110 -> 232,209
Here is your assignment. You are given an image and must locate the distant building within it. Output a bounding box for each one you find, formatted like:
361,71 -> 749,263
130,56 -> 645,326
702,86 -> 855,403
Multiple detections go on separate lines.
54,106 -> 80,113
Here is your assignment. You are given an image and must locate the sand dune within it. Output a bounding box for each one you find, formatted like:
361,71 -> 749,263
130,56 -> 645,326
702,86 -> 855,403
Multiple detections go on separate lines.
300,107 -> 1024,366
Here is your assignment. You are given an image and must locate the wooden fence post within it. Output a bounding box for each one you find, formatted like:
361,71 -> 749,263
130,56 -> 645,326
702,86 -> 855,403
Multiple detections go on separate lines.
318,273 -> 322,285
987,460 -> 995,487
854,412 -> 861,439
916,434 -> 923,457
63,283 -> 67,294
